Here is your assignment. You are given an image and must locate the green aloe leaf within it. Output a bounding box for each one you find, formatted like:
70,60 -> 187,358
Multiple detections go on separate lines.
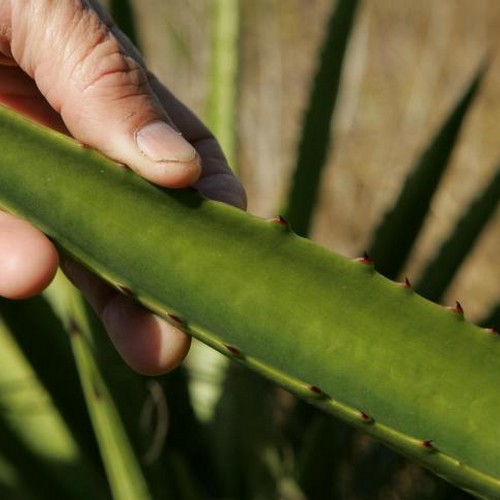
416,166 -> 500,302
368,66 -> 485,279
52,281 -> 154,500
284,0 -> 360,237
1,106 -> 500,497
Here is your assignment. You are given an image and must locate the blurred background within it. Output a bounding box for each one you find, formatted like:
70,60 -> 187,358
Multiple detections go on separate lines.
126,0 -> 500,322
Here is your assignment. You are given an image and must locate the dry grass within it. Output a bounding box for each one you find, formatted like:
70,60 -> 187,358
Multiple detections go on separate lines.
133,0 -> 499,320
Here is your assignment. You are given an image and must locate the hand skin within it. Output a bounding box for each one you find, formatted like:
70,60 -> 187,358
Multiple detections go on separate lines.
0,0 -> 246,375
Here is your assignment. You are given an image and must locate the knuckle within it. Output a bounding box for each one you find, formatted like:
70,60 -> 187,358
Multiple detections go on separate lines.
76,35 -> 148,96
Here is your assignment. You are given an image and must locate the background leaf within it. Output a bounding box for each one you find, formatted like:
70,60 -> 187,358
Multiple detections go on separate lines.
368,66 -> 485,279
284,0 -> 360,237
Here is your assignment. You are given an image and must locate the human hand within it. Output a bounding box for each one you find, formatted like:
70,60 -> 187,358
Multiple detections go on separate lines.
0,0 -> 246,374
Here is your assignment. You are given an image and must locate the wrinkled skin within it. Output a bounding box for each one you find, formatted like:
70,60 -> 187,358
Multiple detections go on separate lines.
0,0 -> 246,375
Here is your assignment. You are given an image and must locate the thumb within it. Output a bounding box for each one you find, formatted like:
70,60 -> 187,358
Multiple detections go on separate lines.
9,1 -> 200,187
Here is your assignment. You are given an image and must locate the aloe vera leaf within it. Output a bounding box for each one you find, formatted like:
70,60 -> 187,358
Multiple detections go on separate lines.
206,0 -> 240,171
1,107 -> 500,497
109,0 -> 140,50
416,167 -> 500,302
368,66 -> 484,279
283,0 -> 360,237
54,284 -> 155,500
0,318 -> 107,499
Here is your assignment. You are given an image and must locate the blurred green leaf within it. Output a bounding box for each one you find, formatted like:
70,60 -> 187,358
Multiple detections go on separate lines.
0,319 -> 107,500
61,287 -> 154,500
207,0 -> 241,171
416,166 -> 500,302
368,66 -> 485,279
0,294 -> 102,468
284,0 -> 360,237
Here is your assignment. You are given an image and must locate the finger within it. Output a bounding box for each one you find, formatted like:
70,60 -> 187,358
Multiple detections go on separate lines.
61,258 -> 191,376
146,74 -> 247,209
8,0 -> 200,188
193,136 -> 247,209
0,63 -> 246,208
98,12 -> 247,209
0,211 -> 59,299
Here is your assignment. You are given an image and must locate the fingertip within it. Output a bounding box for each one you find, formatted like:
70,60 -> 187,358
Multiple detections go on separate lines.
196,173 -> 247,210
0,213 -> 59,299
134,120 -> 202,188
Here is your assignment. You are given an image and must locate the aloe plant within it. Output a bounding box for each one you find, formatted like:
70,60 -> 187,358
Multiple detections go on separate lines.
0,1 -> 499,498
0,101 -> 499,497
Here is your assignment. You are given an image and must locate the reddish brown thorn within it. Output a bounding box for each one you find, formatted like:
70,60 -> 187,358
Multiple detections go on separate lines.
308,385 -> 330,400
353,252 -> 373,266
224,344 -> 242,357
309,385 -> 323,395
448,301 -> 464,317
402,277 -> 412,289
360,411 -> 374,423
421,439 -> 435,450
270,215 -> 289,227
